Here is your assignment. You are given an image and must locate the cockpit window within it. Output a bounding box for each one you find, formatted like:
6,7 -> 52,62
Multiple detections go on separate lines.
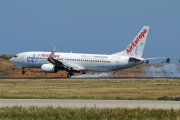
14,55 -> 18,58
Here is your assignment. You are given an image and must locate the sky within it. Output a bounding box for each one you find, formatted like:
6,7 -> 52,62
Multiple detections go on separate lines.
0,0 -> 180,63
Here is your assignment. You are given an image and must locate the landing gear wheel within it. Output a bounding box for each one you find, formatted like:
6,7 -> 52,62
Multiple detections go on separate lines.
82,71 -> 86,75
21,67 -> 25,74
21,71 -> 25,74
67,73 -> 74,78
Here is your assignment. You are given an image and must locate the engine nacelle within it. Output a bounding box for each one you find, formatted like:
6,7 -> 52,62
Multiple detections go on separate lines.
41,64 -> 57,73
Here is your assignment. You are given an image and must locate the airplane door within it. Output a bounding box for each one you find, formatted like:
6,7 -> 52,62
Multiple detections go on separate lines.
116,57 -> 120,64
20,54 -> 25,62
115,57 -> 120,68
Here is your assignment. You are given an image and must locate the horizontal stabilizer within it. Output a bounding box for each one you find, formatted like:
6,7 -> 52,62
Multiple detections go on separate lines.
143,57 -> 166,61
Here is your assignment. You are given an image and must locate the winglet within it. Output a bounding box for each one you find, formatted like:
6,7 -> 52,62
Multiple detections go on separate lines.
49,47 -> 56,59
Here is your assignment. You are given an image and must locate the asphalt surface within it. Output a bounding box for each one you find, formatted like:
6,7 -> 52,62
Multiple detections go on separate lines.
0,99 -> 179,109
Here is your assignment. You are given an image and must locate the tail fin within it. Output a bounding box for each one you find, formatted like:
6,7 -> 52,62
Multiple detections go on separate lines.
112,26 -> 149,58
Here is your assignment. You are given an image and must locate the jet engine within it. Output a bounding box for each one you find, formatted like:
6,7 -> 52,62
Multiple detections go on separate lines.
41,64 -> 58,73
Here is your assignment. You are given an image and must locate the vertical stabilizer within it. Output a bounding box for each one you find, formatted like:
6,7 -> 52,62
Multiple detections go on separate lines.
112,26 -> 149,58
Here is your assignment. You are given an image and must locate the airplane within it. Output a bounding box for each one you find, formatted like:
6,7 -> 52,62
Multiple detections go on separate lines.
10,26 -> 163,78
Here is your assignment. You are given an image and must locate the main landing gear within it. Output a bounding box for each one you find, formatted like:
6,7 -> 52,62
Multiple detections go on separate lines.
67,71 -> 86,78
21,68 -> 25,74
67,72 -> 74,78
82,71 -> 86,75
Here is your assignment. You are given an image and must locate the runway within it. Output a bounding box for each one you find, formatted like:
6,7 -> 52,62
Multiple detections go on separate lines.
0,99 -> 179,109
1,77 -> 180,79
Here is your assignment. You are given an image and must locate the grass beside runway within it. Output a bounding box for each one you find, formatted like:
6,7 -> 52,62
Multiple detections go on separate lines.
0,78 -> 180,100
0,106 -> 180,119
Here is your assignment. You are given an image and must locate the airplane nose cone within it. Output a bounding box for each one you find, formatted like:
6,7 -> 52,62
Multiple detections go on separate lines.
9,58 -> 14,64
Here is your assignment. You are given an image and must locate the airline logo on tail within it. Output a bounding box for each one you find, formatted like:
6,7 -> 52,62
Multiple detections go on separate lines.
126,29 -> 147,54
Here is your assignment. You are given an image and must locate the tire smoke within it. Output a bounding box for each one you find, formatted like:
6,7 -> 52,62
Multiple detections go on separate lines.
143,63 -> 180,77
71,72 -> 113,78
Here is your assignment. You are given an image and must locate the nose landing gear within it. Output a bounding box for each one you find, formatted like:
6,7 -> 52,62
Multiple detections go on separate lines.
21,68 -> 25,74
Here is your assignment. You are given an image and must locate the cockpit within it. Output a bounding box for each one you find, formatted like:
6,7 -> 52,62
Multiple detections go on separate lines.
13,55 -> 18,58
9,55 -> 19,65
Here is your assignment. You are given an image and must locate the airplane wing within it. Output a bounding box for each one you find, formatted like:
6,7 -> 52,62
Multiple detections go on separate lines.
47,47 -> 80,71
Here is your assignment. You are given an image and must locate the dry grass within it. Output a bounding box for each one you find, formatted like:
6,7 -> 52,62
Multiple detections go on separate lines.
0,78 -> 180,100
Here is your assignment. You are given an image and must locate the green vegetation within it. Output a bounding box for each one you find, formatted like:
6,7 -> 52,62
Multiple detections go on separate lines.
145,60 -> 149,64
0,54 -> 13,60
166,58 -> 170,63
0,106 -> 179,120
0,79 -> 180,100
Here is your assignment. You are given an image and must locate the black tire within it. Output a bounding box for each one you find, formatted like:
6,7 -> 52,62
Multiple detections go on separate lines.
67,73 -> 74,78
21,71 -> 25,74
82,71 -> 86,74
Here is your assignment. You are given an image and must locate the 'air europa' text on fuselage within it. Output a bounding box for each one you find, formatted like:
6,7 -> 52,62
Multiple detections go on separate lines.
126,29 -> 147,54
41,53 -> 60,58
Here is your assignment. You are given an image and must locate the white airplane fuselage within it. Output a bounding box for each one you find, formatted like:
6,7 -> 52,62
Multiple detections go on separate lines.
10,52 -> 141,72
10,26 -> 153,77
